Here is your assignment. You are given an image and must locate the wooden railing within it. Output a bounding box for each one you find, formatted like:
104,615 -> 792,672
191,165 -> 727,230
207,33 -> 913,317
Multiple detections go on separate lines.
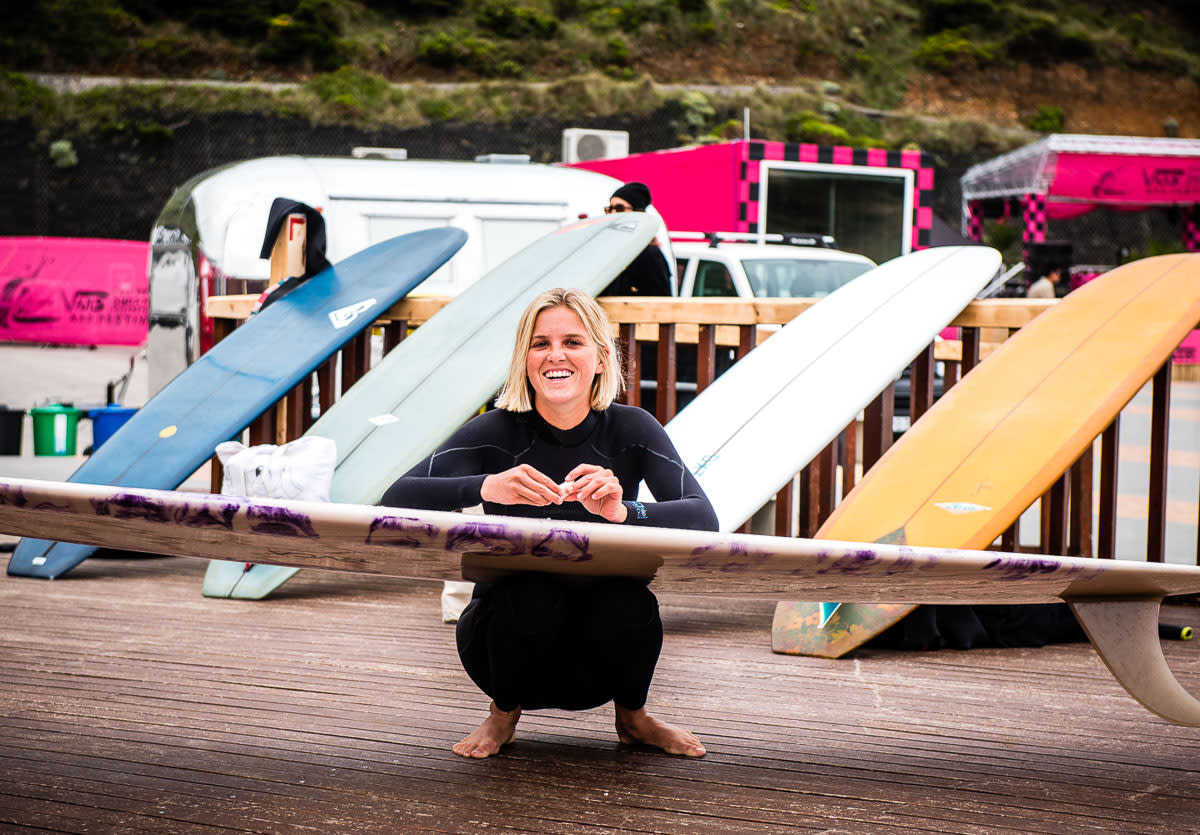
206,294 -> 1199,566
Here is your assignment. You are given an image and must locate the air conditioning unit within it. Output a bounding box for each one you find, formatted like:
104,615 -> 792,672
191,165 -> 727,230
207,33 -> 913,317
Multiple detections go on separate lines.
561,129 -> 630,164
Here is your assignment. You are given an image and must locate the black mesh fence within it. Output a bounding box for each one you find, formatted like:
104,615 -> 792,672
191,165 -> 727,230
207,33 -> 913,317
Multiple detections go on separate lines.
1043,206 -> 1191,271
0,108 -> 687,242
1,108 -> 1189,268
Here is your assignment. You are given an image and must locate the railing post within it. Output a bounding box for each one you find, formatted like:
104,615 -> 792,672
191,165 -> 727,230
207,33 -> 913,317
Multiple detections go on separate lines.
655,323 -> 677,423
774,481 -> 793,538
317,356 -> 338,417
1098,418 -> 1120,559
1068,446 -> 1093,557
1147,360 -> 1172,562
1040,474 -> 1068,555
696,324 -> 716,393
961,325 -> 982,373
618,323 -> 639,407
383,320 -> 408,354
840,418 -> 858,498
862,383 -> 894,471
910,343 -> 936,423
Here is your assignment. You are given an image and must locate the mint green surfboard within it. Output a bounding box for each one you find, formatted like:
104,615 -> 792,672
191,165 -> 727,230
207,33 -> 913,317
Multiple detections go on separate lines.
203,213 -> 658,598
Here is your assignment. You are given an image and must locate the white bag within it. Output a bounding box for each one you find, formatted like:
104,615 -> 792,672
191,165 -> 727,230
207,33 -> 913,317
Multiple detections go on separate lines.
215,436 -> 336,502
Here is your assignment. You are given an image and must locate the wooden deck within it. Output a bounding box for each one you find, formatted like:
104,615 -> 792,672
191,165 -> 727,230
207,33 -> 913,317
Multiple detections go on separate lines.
3,553 -> 1200,832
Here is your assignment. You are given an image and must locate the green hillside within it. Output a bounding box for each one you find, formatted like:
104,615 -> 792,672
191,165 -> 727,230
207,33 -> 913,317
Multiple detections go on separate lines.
3,0 -> 1198,149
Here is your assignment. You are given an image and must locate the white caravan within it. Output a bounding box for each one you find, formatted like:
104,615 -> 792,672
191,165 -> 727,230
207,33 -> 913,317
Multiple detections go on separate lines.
147,154 -> 672,393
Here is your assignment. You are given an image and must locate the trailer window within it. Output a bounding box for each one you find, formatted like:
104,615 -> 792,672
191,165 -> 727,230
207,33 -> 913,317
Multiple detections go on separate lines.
761,165 -> 912,264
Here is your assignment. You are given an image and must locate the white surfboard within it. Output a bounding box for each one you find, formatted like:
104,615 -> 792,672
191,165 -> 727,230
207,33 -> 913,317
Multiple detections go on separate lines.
6,475 -> 1200,727
204,213 -> 658,598
642,246 -> 1002,532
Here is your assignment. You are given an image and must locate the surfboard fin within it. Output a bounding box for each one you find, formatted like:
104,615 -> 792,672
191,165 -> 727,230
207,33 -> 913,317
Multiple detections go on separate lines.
1068,596 -> 1200,727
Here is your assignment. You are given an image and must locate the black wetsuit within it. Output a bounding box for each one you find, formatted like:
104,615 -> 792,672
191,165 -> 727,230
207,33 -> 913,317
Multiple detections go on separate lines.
381,404 -> 717,712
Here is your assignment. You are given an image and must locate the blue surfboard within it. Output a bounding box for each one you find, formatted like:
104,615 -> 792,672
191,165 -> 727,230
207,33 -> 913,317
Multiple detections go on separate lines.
203,213 -> 658,599
7,227 -> 467,580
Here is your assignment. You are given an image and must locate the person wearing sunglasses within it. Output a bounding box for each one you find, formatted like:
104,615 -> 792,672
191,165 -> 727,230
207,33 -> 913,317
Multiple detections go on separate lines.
600,182 -> 672,297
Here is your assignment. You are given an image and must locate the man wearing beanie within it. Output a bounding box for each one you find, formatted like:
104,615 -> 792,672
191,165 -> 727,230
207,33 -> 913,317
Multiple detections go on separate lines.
601,181 -> 672,296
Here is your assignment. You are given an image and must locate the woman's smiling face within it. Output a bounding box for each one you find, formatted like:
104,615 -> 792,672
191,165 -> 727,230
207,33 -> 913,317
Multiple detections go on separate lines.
526,305 -> 603,425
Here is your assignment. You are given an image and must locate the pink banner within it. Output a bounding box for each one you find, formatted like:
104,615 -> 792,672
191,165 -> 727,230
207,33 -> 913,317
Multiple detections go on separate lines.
572,143 -> 742,233
1051,153 -> 1200,206
1174,330 -> 1200,366
0,237 -> 148,346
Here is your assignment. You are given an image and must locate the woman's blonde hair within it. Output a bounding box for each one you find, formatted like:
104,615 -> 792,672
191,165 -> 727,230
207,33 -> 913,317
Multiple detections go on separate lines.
495,287 -> 624,413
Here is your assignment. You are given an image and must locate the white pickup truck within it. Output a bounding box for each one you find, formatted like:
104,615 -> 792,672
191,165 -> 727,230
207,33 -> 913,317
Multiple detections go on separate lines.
671,232 -> 876,299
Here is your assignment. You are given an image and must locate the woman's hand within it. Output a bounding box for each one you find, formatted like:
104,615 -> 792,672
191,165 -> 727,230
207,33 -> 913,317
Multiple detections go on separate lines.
562,464 -> 628,523
480,464 -> 565,506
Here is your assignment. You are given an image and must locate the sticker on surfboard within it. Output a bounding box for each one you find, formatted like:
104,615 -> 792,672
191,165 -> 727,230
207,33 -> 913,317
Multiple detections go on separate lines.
329,299 -> 377,329
818,601 -> 841,628
935,501 -> 992,515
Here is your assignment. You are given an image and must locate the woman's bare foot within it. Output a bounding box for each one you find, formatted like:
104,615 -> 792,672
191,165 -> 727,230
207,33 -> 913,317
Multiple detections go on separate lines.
452,702 -> 521,759
614,705 -> 706,757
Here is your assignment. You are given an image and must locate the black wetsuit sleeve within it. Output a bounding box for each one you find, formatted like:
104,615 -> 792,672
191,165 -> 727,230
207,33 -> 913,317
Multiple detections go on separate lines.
618,407 -> 718,532
379,414 -> 498,511
600,244 -> 672,296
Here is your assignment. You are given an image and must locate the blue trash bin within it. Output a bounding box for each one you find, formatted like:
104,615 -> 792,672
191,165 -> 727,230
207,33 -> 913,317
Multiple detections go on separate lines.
90,404 -> 138,451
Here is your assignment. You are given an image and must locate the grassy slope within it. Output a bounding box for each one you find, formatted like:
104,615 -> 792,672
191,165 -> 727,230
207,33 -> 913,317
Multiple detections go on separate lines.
1,0 -> 1197,151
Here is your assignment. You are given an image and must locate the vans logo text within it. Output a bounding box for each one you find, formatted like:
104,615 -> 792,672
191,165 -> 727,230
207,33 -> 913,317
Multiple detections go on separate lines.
329,299 -> 377,329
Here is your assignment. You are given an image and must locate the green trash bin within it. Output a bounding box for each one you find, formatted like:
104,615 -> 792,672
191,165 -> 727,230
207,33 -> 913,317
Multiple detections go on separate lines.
31,404 -> 84,456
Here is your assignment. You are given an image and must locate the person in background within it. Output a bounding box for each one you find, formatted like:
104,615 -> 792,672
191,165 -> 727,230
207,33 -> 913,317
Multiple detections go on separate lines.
600,182 -> 673,296
382,287 -> 716,760
1026,264 -> 1062,299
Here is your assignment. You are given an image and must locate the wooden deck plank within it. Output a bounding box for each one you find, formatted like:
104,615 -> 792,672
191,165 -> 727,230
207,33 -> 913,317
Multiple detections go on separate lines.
3,554 -> 1200,832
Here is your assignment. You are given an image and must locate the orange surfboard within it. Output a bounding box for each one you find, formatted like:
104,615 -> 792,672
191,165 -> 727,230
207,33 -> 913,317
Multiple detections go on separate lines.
772,253 -> 1200,658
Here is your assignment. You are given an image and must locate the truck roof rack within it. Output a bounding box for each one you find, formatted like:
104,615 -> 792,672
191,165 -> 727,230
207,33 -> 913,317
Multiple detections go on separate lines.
671,231 -> 839,249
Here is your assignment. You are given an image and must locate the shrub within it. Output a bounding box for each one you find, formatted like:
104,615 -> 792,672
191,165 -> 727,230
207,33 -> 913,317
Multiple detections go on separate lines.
12,0 -> 139,65
919,0 -> 1000,35
186,0 -> 292,39
496,59 -> 524,77
375,0 -> 466,17
49,139 -> 79,169
784,114 -> 851,145
984,219 -> 1020,257
1025,104 -> 1064,133
915,29 -> 992,73
418,31 -> 465,68
418,97 -> 454,120
136,122 -> 175,143
677,90 -> 715,134
1005,18 -> 1096,65
259,0 -> 346,71
0,72 -> 55,113
308,66 -> 391,110
552,0 -> 582,17
607,36 -> 630,65
476,1 -> 559,39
